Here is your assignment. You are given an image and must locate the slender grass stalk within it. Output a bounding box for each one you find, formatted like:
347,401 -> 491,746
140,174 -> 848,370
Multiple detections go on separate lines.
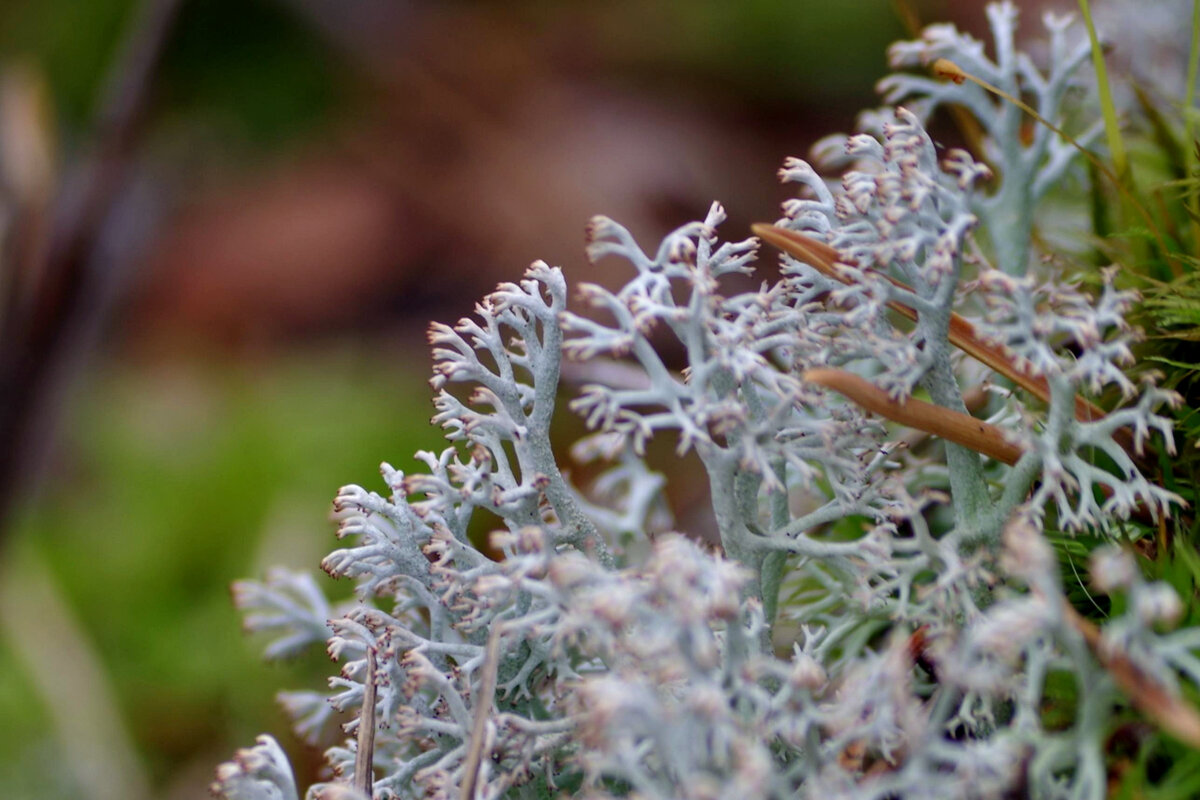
1077,0 -> 1128,178
933,58 -> 1178,275
1186,0 -> 1200,247
888,0 -> 920,37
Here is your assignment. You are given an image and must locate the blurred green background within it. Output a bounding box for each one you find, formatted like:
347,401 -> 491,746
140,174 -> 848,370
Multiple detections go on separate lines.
0,0 -> 955,796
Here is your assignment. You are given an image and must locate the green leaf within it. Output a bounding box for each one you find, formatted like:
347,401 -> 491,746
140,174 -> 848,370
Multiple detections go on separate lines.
1147,355 -> 1200,372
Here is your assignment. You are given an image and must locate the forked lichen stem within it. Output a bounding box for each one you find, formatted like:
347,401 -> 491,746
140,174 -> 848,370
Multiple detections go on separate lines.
932,57 -> 1177,275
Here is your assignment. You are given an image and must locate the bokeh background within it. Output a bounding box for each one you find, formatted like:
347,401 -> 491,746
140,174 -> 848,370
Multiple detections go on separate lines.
0,1 -> 1020,797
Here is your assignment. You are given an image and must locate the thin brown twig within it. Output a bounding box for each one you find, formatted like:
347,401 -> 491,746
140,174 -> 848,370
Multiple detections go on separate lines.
0,0 -> 182,544
752,224 -> 1148,467
805,366 -> 1167,526
803,368 -> 1024,466
460,623 -> 505,800
1060,599 -> 1200,748
353,646 -> 378,798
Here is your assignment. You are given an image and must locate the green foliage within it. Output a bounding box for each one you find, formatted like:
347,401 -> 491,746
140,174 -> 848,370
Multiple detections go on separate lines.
157,0 -> 352,145
579,0 -> 904,106
0,0 -> 350,144
0,349 -> 443,790
1143,271 -> 1200,339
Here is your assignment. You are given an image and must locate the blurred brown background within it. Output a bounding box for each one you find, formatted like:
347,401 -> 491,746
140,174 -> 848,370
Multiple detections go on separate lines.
0,0 -> 1022,797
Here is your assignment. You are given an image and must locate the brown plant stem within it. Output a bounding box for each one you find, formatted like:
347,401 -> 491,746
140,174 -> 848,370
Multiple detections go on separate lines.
806,367 -> 1166,527
461,622 -> 505,800
1060,599 -> 1200,748
803,368 -> 1023,466
353,646 -> 378,797
752,224 -> 1146,465
0,0 -> 181,545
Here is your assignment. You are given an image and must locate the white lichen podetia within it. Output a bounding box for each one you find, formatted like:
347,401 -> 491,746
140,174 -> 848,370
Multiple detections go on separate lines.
216,5 -> 1194,800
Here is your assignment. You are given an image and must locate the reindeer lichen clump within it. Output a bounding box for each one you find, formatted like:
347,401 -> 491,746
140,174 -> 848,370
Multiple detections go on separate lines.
215,5 -> 1198,799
